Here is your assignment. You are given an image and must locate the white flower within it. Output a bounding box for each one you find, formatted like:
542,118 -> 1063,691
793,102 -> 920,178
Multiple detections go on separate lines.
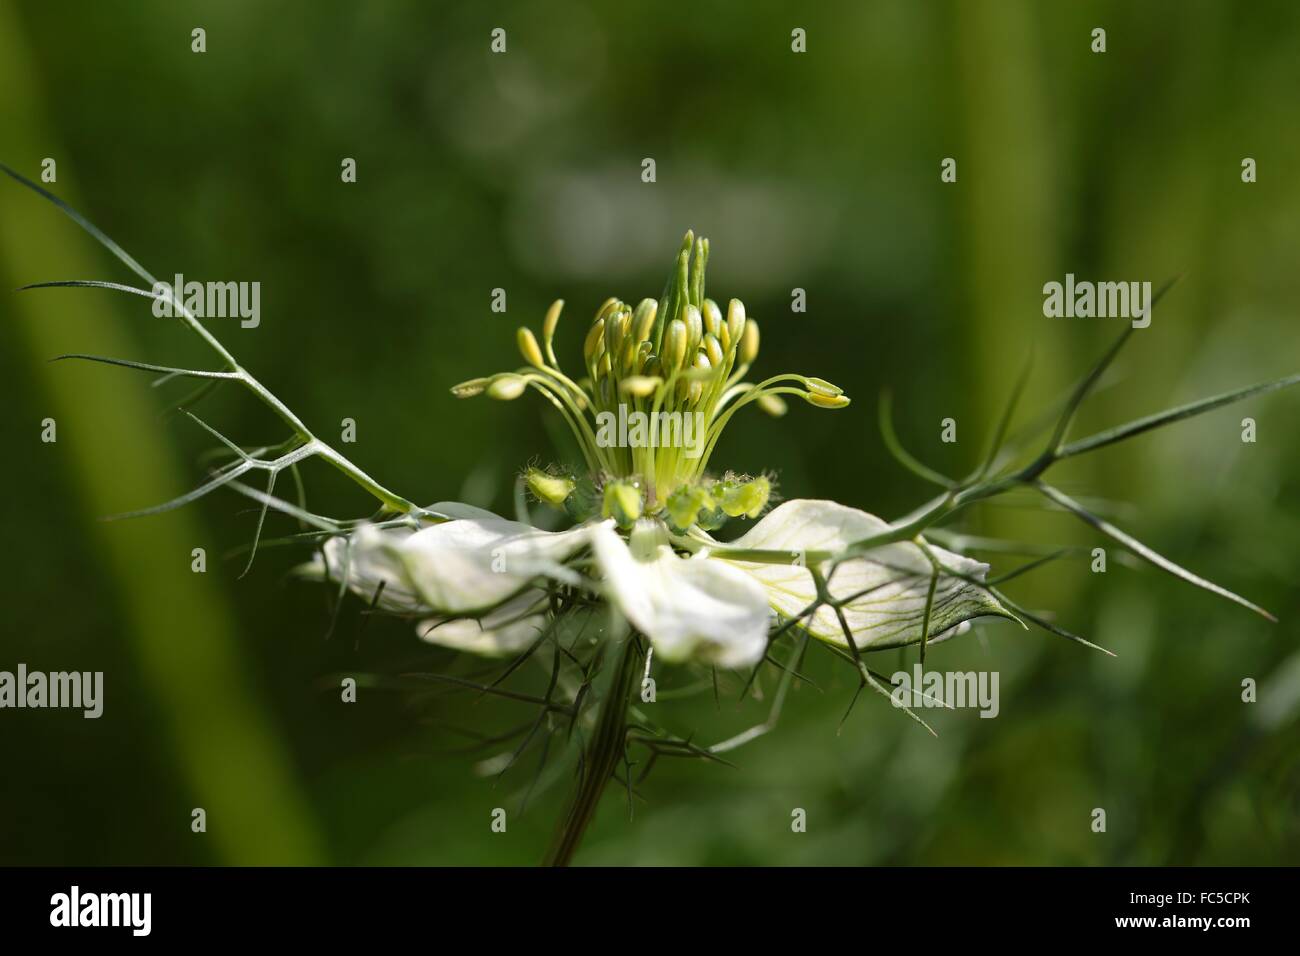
312,498 -> 1009,668
306,232 -> 1011,669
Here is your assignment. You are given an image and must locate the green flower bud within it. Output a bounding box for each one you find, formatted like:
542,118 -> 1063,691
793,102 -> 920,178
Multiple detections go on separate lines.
488,374 -> 527,400
525,468 -> 575,508
602,481 -> 643,528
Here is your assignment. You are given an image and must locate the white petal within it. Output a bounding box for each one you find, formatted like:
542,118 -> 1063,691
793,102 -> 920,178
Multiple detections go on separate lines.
418,589 -> 549,656
591,520 -> 770,668
718,499 -> 1012,651
322,502 -> 604,616
317,525 -> 424,613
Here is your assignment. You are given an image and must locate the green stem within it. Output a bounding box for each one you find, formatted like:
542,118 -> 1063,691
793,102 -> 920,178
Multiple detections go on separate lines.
543,633 -> 642,867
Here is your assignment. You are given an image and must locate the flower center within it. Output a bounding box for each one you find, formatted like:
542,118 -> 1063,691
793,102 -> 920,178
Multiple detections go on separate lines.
453,231 -> 850,533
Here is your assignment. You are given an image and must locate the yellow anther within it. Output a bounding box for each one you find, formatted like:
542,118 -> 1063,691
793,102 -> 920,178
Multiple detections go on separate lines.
488,375 -> 527,400
517,327 -> 544,368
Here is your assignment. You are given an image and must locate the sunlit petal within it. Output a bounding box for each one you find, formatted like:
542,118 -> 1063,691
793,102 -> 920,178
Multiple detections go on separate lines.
718,499 -> 1013,650
320,502 -> 605,615
591,520 -> 769,667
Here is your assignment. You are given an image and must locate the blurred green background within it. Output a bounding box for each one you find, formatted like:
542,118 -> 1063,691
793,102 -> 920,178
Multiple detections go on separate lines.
0,0 -> 1297,866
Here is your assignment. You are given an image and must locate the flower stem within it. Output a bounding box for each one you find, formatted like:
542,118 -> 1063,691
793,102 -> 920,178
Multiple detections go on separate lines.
543,633 -> 642,867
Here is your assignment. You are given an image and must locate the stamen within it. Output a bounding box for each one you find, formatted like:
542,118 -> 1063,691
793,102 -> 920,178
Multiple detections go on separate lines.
458,232 -> 850,531
541,299 -> 563,366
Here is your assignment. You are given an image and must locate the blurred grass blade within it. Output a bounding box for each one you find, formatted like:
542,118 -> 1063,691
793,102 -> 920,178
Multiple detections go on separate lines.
0,1 -> 322,864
